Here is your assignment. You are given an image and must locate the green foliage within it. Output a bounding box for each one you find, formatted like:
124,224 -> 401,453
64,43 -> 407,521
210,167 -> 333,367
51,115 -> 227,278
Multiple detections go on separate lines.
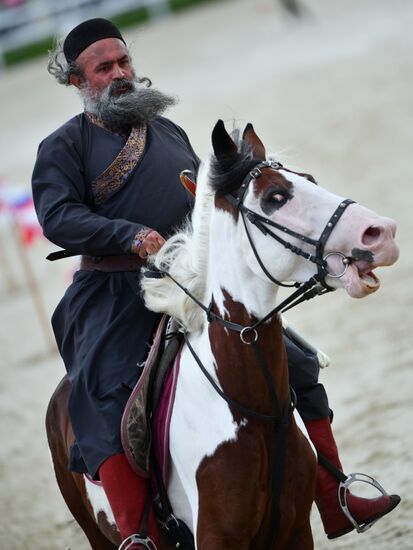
169,0 -> 213,12
4,37 -> 54,67
111,6 -> 150,29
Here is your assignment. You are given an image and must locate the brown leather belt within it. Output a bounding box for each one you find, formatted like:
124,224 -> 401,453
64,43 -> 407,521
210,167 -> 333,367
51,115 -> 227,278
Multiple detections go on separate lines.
79,255 -> 145,272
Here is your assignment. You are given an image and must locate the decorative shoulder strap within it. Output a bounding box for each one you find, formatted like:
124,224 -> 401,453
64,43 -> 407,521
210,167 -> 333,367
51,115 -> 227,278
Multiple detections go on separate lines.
91,124 -> 147,206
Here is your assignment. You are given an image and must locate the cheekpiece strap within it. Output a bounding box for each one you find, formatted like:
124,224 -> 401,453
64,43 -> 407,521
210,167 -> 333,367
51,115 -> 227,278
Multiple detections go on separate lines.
316,199 -> 355,256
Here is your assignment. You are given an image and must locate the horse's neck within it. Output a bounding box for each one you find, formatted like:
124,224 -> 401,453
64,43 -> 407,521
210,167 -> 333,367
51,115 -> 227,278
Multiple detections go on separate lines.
207,294 -> 290,421
203,208 -> 290,416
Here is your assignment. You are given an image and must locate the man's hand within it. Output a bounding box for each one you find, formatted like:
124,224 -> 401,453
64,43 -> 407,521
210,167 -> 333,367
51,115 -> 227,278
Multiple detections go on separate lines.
138,230 -> 165,259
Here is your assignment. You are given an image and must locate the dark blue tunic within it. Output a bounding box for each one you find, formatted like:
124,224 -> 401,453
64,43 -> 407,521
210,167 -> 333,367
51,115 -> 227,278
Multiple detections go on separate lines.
32,114 -> 199,477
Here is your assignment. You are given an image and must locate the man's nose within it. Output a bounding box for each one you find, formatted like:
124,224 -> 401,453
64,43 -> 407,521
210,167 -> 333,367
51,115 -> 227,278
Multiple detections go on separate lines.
112,64 -> 125,79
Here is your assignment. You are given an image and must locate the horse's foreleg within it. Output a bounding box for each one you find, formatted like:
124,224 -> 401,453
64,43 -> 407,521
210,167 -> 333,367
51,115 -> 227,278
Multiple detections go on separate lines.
197,534 -> 251,550
196,501 -> 258,550
282,522 -> 314,550
195,435 -> 267,550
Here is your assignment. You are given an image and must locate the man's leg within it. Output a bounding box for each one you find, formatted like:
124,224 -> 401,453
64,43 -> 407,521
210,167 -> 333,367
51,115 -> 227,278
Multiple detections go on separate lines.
99,453 -> 160,549
284,331 -> 400,539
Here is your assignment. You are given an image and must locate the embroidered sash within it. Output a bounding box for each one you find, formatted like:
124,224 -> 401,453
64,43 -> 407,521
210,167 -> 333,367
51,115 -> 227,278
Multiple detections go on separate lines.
86,113 -> 147,206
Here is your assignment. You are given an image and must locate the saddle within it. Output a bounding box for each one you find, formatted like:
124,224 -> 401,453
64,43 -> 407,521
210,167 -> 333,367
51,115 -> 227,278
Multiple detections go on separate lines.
120,315 -> 183,484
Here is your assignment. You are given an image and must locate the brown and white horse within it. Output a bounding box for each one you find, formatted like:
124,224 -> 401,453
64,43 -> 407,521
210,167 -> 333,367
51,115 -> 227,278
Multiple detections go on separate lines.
141,120 -> 399,548
47,120 -> 399,549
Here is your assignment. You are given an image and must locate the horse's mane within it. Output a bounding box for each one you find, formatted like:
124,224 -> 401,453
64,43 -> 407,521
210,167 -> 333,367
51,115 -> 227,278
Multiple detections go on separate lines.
141,130 -> 262,332
141,158 -> 214,332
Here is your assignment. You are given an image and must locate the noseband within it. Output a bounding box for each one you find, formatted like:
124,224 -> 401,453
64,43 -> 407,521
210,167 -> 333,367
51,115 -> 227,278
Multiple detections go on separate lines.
224,160 -> 355,290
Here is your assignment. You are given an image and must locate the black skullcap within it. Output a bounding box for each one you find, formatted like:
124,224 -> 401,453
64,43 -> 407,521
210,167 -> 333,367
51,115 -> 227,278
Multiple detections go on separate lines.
63,18 -> 126,63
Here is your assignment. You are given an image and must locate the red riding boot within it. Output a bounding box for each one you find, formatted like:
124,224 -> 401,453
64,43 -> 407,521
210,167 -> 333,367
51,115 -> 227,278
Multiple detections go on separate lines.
305,417 -> 400,539
99,453 -> 160,549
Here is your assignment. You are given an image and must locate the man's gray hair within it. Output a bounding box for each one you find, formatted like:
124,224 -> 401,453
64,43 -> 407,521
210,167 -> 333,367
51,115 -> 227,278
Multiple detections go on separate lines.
47,40 -> 152,88
47,40 -> 83,85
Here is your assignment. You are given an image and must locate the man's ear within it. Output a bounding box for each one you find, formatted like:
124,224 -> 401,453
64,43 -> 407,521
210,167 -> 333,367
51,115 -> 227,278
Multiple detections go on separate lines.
69,74 -> 82,88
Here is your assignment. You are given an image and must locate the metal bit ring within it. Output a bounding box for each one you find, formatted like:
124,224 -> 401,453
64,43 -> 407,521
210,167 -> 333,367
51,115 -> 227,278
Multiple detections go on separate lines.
323,252 -> 351,278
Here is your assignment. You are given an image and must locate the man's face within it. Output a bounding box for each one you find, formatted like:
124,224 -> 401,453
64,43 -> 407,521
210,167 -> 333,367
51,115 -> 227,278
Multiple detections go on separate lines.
72,37 -> 134,97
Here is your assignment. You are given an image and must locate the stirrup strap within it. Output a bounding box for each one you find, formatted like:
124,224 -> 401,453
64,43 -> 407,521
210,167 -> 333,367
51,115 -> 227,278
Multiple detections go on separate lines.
317,451 -> 347,482
118,533 -> 158,550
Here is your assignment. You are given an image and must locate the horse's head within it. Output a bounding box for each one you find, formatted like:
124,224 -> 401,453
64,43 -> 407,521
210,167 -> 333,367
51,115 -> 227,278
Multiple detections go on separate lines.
210,120 -> 399,299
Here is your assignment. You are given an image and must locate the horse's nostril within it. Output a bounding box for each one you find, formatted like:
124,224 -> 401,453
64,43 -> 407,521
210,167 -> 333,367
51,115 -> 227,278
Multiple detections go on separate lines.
362,226 -> 381,246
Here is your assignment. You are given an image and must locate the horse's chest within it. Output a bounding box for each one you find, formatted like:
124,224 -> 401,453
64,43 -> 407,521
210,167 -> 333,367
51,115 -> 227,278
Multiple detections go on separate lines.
170,345 -> 244,469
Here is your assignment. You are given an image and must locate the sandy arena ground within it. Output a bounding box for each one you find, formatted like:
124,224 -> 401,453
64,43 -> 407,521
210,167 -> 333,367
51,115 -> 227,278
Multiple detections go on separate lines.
0,0 -> 412,548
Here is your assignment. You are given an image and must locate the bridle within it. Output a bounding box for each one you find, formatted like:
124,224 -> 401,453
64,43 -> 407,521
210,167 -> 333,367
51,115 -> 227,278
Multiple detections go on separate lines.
147,159 -> 357,342
224,160 -> 355,291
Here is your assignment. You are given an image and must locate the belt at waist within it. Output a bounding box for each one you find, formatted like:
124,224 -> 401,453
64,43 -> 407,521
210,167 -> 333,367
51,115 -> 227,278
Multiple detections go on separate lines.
79,255 -> 145,272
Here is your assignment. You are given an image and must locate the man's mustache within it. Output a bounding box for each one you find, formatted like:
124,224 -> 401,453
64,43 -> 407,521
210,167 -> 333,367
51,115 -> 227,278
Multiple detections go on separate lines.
81,75 -> 177,127
109,79 -> 135,96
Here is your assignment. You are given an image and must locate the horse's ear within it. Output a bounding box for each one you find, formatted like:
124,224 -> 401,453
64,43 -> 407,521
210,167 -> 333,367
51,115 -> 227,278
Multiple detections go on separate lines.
243,123 -> 266,160
212,120 -> 238,160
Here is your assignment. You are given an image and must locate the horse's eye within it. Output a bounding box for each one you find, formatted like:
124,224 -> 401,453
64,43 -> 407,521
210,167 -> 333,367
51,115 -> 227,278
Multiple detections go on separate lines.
268,192 -> 286,204
261,189 -> 291,215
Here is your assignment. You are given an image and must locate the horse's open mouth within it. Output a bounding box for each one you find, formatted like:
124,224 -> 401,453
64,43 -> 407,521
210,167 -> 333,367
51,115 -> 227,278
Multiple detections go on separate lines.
332,260 -> 382,298
354,261 -> 380,292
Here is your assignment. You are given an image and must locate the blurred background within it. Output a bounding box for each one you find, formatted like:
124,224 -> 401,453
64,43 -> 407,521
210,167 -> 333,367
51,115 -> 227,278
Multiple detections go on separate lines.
1,0 -> 412,548
0,0 -> 211,69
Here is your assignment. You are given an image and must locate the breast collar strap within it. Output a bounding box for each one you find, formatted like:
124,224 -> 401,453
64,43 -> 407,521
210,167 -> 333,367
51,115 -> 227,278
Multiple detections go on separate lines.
224,161 -> 355,290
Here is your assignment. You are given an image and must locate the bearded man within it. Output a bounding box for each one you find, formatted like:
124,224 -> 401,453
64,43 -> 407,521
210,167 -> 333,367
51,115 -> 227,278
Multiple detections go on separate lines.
33,18 -> 198,548
32,18 -> 399,550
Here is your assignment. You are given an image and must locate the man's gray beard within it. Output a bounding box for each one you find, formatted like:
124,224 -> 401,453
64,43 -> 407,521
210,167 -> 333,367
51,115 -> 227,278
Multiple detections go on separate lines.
81,78 -> 177,130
